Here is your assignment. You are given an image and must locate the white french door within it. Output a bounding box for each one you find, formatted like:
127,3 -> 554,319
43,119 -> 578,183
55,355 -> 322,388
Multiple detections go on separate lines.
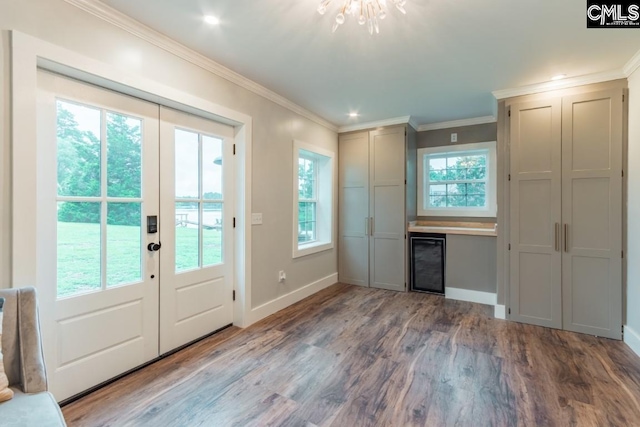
36,71 -> 234,401
159,107 -> 235,354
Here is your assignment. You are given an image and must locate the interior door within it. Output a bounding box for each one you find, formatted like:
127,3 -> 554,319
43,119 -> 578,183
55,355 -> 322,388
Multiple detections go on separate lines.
159,107 -> 235,354
561,89 -> 623,339
37,70 -> 160,401
338,131 -> 370,286
369,127 -> 406,292
509,98 -> 563,329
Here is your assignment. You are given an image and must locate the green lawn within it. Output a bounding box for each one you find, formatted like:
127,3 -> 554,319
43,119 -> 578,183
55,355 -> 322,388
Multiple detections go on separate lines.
57,222 -> 222,298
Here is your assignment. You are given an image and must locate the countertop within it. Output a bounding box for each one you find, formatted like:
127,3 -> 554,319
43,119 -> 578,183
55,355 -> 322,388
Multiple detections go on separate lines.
408,220 -> 498,237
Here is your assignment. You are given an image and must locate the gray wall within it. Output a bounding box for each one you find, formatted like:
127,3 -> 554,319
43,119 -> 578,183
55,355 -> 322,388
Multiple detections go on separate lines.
416,122 -> 498,223
446,235 -> 497,293
627,68 -> 640,337
0,0 -> 338,310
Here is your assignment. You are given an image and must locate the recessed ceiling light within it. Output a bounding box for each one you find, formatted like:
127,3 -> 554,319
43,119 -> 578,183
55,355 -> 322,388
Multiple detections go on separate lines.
349,112 -> 359,118
551,74 -> 567,81
204,15 -> 220,25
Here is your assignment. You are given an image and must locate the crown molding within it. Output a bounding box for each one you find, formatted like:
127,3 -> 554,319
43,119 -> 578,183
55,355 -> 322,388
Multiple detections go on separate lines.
417,116 -> 496,132
338,116 -> 412,133
62,0 -> 338,132
492,69 -> 627,100
408,117 -> 420,131
624,47 -> 640,77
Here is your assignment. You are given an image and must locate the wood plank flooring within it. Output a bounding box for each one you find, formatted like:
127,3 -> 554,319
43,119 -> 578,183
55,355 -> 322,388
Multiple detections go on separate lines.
62,284 -> 640,426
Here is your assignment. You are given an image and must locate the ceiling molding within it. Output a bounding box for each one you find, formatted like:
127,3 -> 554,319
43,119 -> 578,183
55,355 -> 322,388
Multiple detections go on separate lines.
492,69 -> 627,100
408,117 -> 420,131
338,116 -> 412,134
62,0 -> 338,132
417,116 -> 496,132
624,47 -> 640,77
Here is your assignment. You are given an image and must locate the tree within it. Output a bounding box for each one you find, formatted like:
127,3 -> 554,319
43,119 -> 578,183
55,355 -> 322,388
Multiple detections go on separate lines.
428,154 -> 486,208
298,157 -> 315,242
105,113 -> 142,226
57,105 -> 142,226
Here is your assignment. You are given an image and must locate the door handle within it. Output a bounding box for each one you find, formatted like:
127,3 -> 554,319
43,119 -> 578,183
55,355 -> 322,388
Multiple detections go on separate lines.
365,217 -> 369,236
370,217 -> 375,235
147,242 -> 162,252
564,224 -> 569,253
554,223 -> 560,252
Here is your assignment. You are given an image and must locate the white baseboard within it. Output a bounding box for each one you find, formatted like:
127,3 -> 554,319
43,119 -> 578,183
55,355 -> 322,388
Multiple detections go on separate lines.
494,304 -> 506,320
624,325 -> 640,357
445,287 -> 497,306
246,273 -> 338,327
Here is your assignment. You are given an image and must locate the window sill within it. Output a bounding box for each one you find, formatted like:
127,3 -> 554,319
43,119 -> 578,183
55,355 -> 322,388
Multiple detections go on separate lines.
293,241 -> 334,259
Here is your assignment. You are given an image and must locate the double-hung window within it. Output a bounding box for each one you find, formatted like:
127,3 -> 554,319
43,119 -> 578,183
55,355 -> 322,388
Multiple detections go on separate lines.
293,141 -> 335,258
298,153 -> 317,244
417,141 -> 497,217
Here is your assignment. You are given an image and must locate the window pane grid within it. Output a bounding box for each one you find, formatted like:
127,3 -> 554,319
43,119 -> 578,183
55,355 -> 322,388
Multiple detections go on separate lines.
175,129 -> 224,272
427,151 -> 488,209
298,153 -> 318,245
56,100 -> 144,299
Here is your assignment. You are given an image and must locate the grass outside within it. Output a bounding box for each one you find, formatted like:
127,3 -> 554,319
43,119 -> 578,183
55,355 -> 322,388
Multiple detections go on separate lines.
57,222 -> 222,298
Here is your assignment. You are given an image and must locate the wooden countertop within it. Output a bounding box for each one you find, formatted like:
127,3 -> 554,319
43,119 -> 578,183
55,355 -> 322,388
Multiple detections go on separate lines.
408,221 -> 497,237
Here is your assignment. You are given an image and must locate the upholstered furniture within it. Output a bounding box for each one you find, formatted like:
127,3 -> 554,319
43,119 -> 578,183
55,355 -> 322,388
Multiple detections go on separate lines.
0,287 -> 66,426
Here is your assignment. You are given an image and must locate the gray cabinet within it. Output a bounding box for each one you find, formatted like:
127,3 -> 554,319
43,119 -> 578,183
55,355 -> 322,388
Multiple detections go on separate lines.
509,88 -> 624,339
338,126 -> 416,291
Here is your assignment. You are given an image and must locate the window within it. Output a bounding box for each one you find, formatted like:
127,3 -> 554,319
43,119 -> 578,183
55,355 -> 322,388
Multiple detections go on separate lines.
417,141 -> 496,218
293,141 -> 335,258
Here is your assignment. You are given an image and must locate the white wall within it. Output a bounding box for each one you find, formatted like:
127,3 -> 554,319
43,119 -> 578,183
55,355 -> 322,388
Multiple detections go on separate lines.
626,67 -> 640,349
0,0 -> 338,313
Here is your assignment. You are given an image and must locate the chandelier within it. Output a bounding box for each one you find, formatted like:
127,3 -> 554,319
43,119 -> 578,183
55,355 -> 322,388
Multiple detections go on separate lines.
317,0 -> 407,35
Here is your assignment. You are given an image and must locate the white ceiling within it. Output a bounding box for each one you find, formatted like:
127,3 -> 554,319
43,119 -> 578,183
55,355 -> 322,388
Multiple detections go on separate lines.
99,0 -> 640,128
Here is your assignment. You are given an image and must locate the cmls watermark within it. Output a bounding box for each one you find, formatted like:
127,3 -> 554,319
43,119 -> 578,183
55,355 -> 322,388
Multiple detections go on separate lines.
587,1 -> 640,27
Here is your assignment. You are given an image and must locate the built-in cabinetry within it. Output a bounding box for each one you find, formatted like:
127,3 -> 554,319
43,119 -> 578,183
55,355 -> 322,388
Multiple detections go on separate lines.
338,125 -> 416,291
508,87 -> 624,339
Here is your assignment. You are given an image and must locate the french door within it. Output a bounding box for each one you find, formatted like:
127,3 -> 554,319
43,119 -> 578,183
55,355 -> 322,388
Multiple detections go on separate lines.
36,70 -> 234,401
159,107 -> 234,354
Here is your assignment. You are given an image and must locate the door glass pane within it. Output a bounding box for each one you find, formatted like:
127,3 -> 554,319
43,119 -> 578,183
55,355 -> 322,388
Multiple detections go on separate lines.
56,100 -> 101,197
107,203 -> 142,287
175,129 -> 199,199
203,135 -> 223,200
176,202 -> 199,272
203,203 -> 223,266
107,112 -> 142,198
57,202 -> 101,298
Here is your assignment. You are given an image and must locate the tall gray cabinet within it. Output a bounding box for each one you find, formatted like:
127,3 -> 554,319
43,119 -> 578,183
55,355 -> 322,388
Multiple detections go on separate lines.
508,86 -> 624,339
338,125 -> 416,292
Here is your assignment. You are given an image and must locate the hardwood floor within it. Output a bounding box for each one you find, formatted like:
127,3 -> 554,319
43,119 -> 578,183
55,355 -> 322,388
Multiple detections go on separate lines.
62,284 -> 640,426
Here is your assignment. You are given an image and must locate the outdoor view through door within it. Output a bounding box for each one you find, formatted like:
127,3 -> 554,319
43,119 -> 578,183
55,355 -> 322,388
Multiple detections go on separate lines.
56,100 -> 144,298
36,70 -> 234,402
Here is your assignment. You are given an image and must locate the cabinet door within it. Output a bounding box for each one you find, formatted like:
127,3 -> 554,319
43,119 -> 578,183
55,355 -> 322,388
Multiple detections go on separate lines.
561,89 -> 623,339
509,99 -> 563,329
369,127 -> 406,292
338,132 -> 370,286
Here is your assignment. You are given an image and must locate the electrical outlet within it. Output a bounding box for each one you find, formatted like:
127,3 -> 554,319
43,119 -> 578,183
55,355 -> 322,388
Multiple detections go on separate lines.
451,133 -> 458,143
278,270 -> 286,282
251,213 -> 263,225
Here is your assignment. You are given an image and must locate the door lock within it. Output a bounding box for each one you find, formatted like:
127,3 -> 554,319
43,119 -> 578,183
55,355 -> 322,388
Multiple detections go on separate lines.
147,242 -> 162,252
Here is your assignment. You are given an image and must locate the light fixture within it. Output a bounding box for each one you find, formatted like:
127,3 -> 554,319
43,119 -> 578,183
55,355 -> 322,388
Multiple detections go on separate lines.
551,74 -> 567,81
349,112 -> 359,117
204,15 -> 220,25
317,0 -> 407,35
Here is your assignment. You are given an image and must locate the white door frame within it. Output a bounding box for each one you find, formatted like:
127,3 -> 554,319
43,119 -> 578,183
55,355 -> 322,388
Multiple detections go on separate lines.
10,31 -> 253,328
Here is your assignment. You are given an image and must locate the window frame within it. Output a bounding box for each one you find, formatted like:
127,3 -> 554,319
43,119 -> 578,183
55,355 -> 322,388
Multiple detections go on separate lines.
292,140 -> 335,258
417,141 -> 497,218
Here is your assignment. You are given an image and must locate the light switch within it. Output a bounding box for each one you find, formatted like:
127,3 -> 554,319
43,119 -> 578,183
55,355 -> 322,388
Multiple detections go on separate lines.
251,213 -> 263,225
451,133 -> 458,143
